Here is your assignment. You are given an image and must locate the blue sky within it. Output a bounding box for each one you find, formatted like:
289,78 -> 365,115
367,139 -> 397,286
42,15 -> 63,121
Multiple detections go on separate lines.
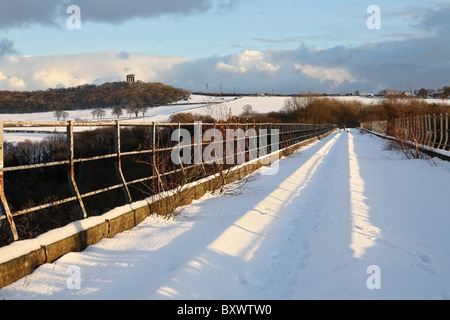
3,0 -> 430,57
0,0 -> 449,94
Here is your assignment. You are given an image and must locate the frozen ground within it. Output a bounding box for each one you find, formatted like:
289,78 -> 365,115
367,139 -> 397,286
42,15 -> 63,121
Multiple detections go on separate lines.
1,129 -> 450,300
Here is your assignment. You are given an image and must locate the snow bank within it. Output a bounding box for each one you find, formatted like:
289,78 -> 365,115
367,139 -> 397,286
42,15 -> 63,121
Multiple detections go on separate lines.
0,215 -> 106,264
0,197 -> 156,265
0,239 -> 42,265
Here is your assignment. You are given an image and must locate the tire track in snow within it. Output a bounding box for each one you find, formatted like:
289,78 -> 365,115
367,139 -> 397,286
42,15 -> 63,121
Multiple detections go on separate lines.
348,131 -> 381,259
240,130 -> 351,299
152,131 -> 342,299
207,131 -> 341,262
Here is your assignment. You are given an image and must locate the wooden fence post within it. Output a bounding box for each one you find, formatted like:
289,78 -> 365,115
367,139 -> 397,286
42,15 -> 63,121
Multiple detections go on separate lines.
406,116 -> 410,142
437,113 -> 444,150
419,116 -> 425,145
67,121 -> 87,219
177,122 -> 187,179
426,115 -> 432,146
445,113 -> 449,151
152,123 -> 164,192
0,119 -> 18,242
432,114 -> 437,148
269,123 -> 273,153
114,121 -> 132,204
415,116 -> 420,145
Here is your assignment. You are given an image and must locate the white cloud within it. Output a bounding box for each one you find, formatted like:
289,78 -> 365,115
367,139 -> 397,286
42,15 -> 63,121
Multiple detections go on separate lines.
0,50 -> 285,93
216,62 -> 247,74
0,51 -> 186,91
1,21 -> 449,95
8,76 -> 26,89
7,56 -> 19,62
0,3 -> 448,94
295,63 -> 358,87
33,69 -> 88,89
216,50 -> 279,75
0,72 -> 26,90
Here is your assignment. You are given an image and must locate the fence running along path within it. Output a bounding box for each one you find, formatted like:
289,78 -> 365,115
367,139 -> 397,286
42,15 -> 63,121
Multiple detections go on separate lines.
0,119 -> 336,243
361,113 -> 450,152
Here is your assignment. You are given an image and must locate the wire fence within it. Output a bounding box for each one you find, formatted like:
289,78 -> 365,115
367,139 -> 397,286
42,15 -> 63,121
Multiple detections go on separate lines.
361,113 -> 450,151
0,119 -> 336,243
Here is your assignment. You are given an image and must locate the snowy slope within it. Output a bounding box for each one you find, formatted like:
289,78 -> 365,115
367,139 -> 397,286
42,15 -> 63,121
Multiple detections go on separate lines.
1,129 -> 450,300
1,94 -> 235,143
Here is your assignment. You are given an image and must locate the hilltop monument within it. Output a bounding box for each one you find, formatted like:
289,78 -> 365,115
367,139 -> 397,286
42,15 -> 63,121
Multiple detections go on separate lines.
126,74 -> 135,83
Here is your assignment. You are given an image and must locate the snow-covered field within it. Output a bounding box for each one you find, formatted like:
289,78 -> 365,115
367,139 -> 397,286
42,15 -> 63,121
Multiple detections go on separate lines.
0,94 -> 291,143
2,94 -> 450,143
1,129 -> 450,300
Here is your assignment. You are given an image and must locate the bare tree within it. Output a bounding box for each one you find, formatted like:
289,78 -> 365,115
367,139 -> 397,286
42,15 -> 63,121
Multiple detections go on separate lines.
54,110 -> 69,121
112,106 -> 123,119
140,106 -> 148,118
386,94 -> 424,159
91,108 -> 106,119
131,122 -> 260,219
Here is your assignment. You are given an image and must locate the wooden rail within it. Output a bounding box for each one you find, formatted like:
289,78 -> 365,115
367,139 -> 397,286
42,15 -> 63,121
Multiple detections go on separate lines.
361,113 -> 450,152
0,120 -> 336,243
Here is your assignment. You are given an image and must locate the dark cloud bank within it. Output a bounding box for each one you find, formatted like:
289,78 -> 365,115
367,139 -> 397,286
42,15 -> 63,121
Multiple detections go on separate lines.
0,0 -> 215,29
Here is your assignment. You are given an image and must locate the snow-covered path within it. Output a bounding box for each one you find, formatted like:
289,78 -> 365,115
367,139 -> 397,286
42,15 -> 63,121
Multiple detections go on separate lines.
1,129 -> 450,300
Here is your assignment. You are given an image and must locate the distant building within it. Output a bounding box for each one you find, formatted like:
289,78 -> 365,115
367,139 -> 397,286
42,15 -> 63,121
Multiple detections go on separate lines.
126,74 -> 135,83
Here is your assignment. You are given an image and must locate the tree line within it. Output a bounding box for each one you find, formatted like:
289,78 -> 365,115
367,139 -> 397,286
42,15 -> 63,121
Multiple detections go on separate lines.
168,93 -> 450,128
275,95 -> 450,127
0,81 -> 191,113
